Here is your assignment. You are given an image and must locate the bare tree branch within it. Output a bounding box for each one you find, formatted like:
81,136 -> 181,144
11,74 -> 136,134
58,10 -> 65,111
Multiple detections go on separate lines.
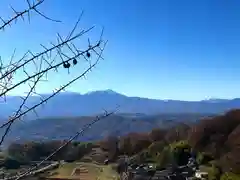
0,72 -> 45,146
15,106 -> 118,180
0,0 -> 46,31
0,1 -> 110,179
32,7 -> 61,23
0,41 -> 106,147
0,42 -> 107,128
0,40 -> 100,96
0,26 -> 94,82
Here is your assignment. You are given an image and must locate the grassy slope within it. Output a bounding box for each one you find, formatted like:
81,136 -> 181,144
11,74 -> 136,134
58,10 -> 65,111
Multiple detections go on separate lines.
48,162 -> 119,180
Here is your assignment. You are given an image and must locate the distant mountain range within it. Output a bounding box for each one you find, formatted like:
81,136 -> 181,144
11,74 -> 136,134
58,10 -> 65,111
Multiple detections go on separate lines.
0,89 -> 240,120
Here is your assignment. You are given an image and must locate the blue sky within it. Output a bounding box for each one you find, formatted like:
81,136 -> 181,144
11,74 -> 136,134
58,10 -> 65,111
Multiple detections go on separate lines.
0,0 -> 240,101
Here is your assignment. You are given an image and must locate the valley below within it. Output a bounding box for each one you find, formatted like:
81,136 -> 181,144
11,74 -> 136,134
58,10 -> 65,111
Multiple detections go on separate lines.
0,92 -> 239,180
0,109 -> 239,180
1,113 -> 212,147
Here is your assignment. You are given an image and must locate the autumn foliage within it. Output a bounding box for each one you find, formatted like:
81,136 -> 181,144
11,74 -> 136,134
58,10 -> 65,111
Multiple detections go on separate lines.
188,109 -> 240,174
3,109 -> 240,175
98,109 -> 240,175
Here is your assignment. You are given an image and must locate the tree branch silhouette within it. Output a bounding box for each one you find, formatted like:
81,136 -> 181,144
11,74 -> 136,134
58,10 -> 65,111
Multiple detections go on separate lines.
0,41 -> 107,146
0,0 -> 60,31
0,72 -> 45,146
15,105 -> 118,180
0,1 -> 113,179
0,0 -> 107,148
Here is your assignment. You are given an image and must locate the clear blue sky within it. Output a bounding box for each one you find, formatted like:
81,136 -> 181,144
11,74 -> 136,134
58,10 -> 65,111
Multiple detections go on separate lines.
0,0 -> 240,101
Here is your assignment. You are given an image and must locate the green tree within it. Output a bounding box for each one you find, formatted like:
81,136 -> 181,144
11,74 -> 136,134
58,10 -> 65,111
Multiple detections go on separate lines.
170,140 -> 191,166
220,172 -> 240,180
3,157 -> 21,169
207,165 -> 221,180
156,146 -> 173,170
148,141 -> 166,158
7,143 -> 30,164
196,152 -> 214,165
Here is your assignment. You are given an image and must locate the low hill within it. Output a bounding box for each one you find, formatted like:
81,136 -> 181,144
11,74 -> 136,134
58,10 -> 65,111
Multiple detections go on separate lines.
1,113 -> 212,147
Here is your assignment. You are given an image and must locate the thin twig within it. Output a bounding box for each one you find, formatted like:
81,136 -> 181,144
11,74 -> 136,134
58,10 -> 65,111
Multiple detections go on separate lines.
16,106 -> 117,180
33,8 -> 61,23
2,42 -> 108,180
0,26 -> 95,82
0,41 -> 107,134
0,40 -> 101,98
0,72 -> 45,146
0,0 -> 44,31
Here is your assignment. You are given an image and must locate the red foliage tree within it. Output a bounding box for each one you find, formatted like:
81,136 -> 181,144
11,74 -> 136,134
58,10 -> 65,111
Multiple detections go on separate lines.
119,132 -> 151,156
218,148 -> 240,174
99,135 -> 119,161
130,133 -> 151,154
188,109 -> 240,154
165,123 -> 190,143
148,128 -> 166,142
226,124 -> 240,150
118,134 -> 132,155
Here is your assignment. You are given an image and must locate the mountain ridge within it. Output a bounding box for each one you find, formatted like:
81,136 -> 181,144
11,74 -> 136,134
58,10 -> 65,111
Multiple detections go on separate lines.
0,89 -> 240,120
7,90 -> 240,101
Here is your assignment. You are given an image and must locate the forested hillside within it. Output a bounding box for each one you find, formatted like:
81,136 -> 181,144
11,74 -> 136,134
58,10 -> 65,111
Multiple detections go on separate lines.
2,109 -> 240,179
1,113 -> 211,147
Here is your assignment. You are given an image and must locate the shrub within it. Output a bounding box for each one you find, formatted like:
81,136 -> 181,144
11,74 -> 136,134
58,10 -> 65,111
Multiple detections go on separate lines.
156,146 -> 173,169
220,172 -> 240,180
3,157 -> 21,169
207,165 -> 221,180
148,141 -> 166,158
170,141 -> 191,166
197,152 -> 214,165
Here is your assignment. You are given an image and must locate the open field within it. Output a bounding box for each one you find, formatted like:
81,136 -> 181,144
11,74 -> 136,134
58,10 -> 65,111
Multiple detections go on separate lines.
47,162 -> 119,180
